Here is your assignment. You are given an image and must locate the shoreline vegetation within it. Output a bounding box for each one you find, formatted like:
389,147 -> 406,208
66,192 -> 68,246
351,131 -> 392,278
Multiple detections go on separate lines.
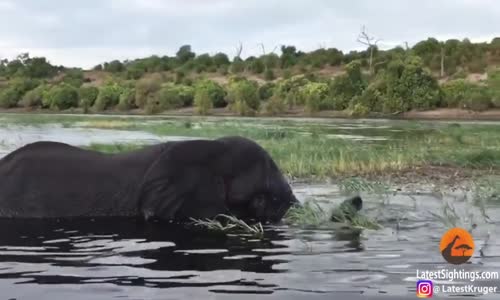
2,113 -> 498,187
0,37 -> 500,119
2,113 -> 499,231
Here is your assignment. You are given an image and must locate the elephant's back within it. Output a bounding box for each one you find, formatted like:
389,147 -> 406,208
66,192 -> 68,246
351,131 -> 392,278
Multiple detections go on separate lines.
0,141 -> 146,218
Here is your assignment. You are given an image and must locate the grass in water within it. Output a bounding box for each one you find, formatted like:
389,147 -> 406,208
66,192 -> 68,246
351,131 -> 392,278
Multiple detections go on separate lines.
285,200 -> 381,230
190,214 -> 264,236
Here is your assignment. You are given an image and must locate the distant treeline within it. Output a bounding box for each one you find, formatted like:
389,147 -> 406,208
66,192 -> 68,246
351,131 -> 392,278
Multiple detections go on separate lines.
0,37 -> 499,116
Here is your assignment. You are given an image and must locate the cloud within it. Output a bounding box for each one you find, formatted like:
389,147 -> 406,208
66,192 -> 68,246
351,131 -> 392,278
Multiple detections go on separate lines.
0,0 -> 497,68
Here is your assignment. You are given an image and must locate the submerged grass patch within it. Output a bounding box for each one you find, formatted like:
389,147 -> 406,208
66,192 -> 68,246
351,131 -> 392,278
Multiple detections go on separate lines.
284,200 -> 381,230
190,214 -> 264,236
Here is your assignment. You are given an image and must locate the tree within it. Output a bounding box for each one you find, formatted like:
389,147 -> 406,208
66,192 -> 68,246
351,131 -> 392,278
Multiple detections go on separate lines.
213,53 -> 230,67
104,60 -> 124,73
329,60 -> 367,110
176,45 -> 195,64
280,45 -> 299,69
230,42 -> 245,73
357,26 -> 381,76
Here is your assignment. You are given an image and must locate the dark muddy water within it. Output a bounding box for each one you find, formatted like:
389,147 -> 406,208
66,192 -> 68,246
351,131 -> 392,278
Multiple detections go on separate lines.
0,186 -> 499,300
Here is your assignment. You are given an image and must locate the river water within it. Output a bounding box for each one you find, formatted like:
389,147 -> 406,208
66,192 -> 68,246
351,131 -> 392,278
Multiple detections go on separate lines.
0,116 -> 499,299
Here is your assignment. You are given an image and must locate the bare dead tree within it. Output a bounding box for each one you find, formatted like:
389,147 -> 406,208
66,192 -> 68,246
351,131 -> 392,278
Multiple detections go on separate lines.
258,43 -> 266,55
258,43 -> 278,55
235,41 -> 243,59
357,26 -> 381,76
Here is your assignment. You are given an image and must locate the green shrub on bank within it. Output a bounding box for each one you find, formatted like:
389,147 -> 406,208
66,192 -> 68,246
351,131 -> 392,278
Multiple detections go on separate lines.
227,79 -> 260,115
461,86 -> 492,111
299,82 -> 329,113
19,84 -> 50,108
0,78 -> 39,108
194,87 -> 213,115
194,79 -> 226,108
79,86 -> 99,109
135,76 -> 162,108
258,82 -> 275,100
146,84 -> 194,113
44,83 -> 79,110
94,83 -> 124,111
329,60 -> 366,110
117,88 -> 136,111
274,75 -> 310,108
264,95 -> 287,115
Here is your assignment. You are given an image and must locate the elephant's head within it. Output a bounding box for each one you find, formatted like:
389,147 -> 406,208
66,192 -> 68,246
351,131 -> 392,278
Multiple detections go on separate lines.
138,136 -> 299,223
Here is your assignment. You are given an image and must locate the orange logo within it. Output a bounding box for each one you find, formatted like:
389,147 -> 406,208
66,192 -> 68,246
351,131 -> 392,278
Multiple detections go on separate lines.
440,227 -> 474,265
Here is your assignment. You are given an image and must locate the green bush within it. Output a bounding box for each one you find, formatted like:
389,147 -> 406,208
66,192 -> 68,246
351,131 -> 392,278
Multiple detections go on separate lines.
442,80 -> 473,108
461,86 -> 492,111
349,103 -> 370,117
329,60 -> 366,110
372,56 -> 442,112
264,96 -> 287,115
248,59 -> 265,74
194,80 -> 226,107
45,83 -> 79,110
230,58 -> 245,74
264,68 -> 275,81
149,84 -> 195,112
94,84 -> 124,111
135,76 -> 161,108
0,78 -> 39,108
390,57 -> 441,110
117,88 -> 136,111
194,87 -> 213,115
79,86 -> 99,109
227,79 -> 260,115
19,84 -> 49,108
274,75 -> 310,108
299,82 -> 330,113
63,69 -> 85,88
0,88 -> 20,108
351,83 -> 385,112
258,82 -> 275,100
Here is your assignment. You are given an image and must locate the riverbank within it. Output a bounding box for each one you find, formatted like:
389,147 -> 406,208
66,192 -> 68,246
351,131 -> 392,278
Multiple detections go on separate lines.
2,113 -> 500,192
3,107 -> 500,121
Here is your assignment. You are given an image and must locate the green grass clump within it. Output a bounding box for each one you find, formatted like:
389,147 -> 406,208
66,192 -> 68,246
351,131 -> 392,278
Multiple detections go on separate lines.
285,201 -> 329,227
285,200 -> 381,230
190,214 -> 264,236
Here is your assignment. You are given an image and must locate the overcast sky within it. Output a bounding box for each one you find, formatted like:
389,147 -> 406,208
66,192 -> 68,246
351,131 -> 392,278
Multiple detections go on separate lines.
0,0 -> 498,69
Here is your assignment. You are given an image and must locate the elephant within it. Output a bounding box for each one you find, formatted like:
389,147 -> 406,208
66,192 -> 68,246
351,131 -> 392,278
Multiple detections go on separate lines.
0,136 -> 299,223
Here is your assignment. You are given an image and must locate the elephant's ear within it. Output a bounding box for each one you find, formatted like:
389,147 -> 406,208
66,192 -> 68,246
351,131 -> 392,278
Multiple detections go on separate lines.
137,140 -> 229,220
